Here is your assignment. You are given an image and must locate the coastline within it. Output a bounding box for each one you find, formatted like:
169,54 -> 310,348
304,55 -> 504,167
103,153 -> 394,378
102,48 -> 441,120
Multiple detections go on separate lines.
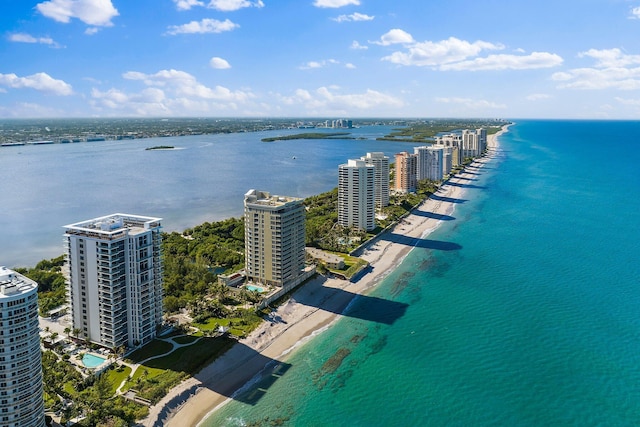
140,126 -> 507,427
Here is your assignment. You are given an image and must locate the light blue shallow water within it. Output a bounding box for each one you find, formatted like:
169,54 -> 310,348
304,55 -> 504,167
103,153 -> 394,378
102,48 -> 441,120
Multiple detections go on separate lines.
204,120 -> 640,427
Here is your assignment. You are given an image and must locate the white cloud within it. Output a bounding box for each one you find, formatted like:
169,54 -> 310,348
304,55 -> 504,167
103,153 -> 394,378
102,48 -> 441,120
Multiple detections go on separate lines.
630,6 -> 640,19
615,97 -> 640,106
350,40 -> 368,50
85,27 -> 100,35
383,36 -> 502,66
122,69 -> 252,101
206,0 -> 264,11
91,69 -> 255,116
172,0 -> 263,11
0,72 -> 73,95
36,0 -> 119,27
552,48 -> 640,90
441,52 -> 563,71
313,0 -> 360,8
166,18 -> 239,35
280,86 -> 403,112
435,97 -> 506,109
299,59 -> 339,70
578,48 -> 640,68
210,57 -> 231,69
173,0 -> 205,10
345,63 -> 356,69
332,12 -> 374,22
8,33 -> 61,48
526,93 -> 551,101
371,29 -> 414,46
0,102 -> 65,118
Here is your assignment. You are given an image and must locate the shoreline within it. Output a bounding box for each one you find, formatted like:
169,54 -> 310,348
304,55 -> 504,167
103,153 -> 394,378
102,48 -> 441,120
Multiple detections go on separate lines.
140,126 -> 507,427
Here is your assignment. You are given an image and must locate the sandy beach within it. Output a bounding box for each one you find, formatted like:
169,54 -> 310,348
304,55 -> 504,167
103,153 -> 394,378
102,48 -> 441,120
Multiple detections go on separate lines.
140,127 -> 505,427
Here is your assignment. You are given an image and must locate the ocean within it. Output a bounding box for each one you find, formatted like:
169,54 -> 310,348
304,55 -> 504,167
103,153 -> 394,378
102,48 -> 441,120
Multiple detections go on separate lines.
0,125 -> 412,268
203,120 -> 640,427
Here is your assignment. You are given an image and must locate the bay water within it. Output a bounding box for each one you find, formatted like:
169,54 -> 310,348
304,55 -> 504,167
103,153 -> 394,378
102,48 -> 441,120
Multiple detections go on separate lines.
203,120 -> 640,426
0,125 -> 409,267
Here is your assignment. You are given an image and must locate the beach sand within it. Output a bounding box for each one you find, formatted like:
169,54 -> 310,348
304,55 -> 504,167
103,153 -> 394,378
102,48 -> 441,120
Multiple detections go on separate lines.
140,128 -> 505,427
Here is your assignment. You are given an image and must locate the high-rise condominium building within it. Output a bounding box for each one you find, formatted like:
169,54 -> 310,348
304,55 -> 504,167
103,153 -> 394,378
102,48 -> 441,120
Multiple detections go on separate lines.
414,146 -> 444,181
64,214 -> 164,349
394,152 -> 418,193
0,267 -> 45,427
361,152 -> 390,208
244,190 -> 306,288
338,159 -> 375,231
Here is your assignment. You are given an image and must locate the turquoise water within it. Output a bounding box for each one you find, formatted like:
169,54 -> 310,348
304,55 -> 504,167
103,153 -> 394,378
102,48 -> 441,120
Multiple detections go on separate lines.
246,285 -> 265,293
82,353 -> 106,368
204,121 -> 640,426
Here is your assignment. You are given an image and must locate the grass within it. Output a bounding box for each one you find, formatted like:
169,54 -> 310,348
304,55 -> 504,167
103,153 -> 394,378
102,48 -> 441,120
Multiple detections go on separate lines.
126,339 -> 174,363
122,336 -> 236,403
171,335 -> 198,345
193,314 -> 263,338
105,364 -> 132,394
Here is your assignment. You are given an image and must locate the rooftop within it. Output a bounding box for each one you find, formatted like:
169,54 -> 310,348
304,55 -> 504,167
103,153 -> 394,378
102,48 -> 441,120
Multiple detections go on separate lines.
0,266 -> 38,297
244,189 -> 301,207
63,213 -> 162,237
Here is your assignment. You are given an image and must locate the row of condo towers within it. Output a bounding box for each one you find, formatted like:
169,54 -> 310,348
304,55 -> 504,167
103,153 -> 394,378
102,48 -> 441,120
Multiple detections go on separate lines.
0,128 -> 486,426
338,129 -> 487,232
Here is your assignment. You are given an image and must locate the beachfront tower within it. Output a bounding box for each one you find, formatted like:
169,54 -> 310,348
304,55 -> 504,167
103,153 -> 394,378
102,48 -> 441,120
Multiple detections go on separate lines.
64,214 -> 164,349
244,190 -> 306,288
338,159 -> 376,231
477,128 -> 487,153
361,152 -> 390,208
414,145 -> 444,181
0,267 -> 46,427
394,152 -> 418,194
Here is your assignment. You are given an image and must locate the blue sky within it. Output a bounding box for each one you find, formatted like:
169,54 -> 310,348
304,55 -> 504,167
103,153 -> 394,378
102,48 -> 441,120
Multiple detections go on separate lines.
1,0 -> 640,119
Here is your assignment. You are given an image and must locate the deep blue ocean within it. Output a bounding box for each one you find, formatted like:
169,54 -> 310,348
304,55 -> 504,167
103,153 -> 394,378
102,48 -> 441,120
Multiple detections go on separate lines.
203,120 -> 640,427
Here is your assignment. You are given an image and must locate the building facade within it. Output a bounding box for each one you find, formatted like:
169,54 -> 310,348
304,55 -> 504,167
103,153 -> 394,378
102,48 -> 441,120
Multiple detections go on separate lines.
244,190 -> 306,288
338,159 -> 376,231
361,152 -> 390,208
414,145 -> 444,181
64,214 -> 164,349
0,267 -> 45,427
394,151 -> 418,193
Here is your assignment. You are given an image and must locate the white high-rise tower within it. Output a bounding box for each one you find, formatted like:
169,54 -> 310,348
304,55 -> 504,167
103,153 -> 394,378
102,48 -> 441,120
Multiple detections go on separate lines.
64,214 -> 164,349
361,152 -> 390,208
338,159 -> 375,231
0,267 -> 45,427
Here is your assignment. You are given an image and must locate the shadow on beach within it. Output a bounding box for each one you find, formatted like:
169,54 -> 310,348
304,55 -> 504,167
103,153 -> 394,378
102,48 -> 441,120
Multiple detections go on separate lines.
429,193 -> 468,204
380,232 -> 462,251
410,209 -> 455,221
294,281 -> 409,326
148,341 -> 292,426
446,181 -> 487,190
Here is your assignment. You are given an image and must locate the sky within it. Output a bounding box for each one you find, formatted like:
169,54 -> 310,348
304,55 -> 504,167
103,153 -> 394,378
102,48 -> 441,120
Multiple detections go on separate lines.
1,0 -> 640,119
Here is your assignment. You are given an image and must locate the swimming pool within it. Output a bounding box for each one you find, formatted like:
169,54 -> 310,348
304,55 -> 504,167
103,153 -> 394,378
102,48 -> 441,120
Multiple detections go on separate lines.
246,285 -> 265,293
82,353 -> 107,368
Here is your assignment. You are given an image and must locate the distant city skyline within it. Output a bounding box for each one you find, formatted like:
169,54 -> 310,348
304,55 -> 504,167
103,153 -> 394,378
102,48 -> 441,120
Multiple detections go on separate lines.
2,0 -> 640,119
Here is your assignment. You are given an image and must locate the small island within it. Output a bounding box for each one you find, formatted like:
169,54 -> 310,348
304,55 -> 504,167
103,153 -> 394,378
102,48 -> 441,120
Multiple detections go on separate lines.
145,145 -> 175,150
261,132 -> 353,142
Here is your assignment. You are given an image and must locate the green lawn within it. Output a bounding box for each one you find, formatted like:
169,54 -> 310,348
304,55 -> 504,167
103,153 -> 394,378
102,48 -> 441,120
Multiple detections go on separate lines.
171,335 -> 198,345
105,364 -> 132,394
126,339 -> 174,363
122,336 -> 236,403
